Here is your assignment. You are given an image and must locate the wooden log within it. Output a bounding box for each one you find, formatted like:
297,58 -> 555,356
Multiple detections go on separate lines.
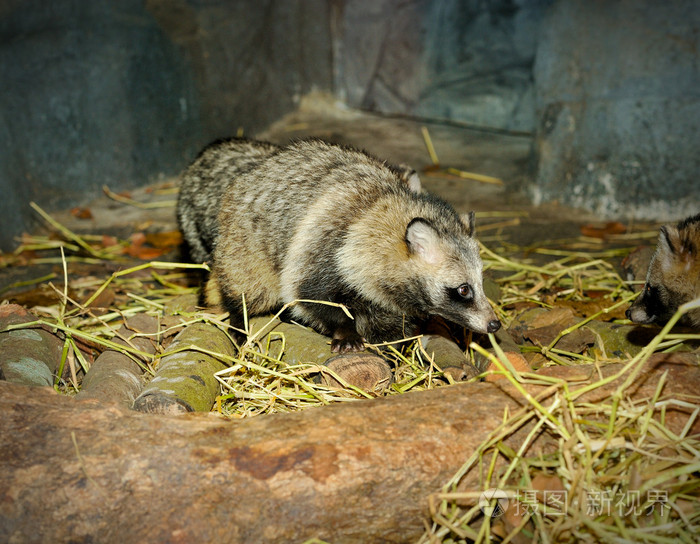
133,321 -> 235,414
320,352 -> 393,393
77,314 -> 160,407
0,304 -> 66,386
0,354 -> 698,543
420,334 -> 478,379
247,315 -> 334,364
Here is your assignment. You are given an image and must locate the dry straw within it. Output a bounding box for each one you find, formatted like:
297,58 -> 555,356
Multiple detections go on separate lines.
3,197 -> 698,542
421,301 -> 700,544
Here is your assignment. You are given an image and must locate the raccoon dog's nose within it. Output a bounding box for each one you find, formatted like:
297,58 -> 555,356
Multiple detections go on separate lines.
625,309 -> 632,320
487,319 -> 501,333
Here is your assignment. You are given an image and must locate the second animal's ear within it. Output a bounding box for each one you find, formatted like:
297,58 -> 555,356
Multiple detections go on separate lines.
406,218 -> 442,265
459,211 -> 476,236
659,223 -> 695,271
659,225 -> 680,256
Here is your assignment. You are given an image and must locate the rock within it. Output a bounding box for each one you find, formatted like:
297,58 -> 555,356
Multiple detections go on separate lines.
533,0 -> 699,218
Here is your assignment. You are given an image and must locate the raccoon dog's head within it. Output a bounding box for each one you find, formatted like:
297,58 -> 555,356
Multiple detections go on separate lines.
626,214 -> 700,327
405,212 -> 501,335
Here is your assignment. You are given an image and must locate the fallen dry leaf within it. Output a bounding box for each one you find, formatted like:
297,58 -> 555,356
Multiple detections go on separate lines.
557,299 -> 628,321
484,351 -> 532,382
525,325 -> 595,353
129,247 -> 168,260
70,207 -> 93,220
580,221 -> 626,239
530,307 -> 577,329
145,231 -> 183,249
85,287 -> 116,315
101,235 -> 119,248
123,232 -> 169,260
530,473 -> 567,514
496,502 -> 534,544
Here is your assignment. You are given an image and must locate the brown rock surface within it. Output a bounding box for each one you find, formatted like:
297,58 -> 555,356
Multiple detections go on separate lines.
0,353 -> 697,543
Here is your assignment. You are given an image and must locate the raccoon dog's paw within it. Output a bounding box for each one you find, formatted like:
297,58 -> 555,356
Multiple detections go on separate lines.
331,326 -> 366,353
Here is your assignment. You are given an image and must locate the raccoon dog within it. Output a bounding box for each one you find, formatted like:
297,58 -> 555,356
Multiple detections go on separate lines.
626,213 -> 700,328
180,138 -> 499,352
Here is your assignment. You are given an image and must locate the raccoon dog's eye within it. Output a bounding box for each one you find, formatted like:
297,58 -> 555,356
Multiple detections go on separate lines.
456,283 -> 473,301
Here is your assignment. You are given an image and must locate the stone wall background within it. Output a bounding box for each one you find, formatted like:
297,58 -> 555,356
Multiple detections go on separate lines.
0,0 -> 697,250
0,0 -> 333,250
532,0 -> 699,219
334,0 -> 549,132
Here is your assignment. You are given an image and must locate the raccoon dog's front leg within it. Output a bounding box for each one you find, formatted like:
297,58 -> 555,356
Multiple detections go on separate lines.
216,285 -> 248,347
355,307 -> 421,348
295,302 -> 365,353
330,322 -> 366,353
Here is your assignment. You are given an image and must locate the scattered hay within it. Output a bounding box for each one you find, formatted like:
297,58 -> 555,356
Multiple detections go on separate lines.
1,200 -> 698,542
421,307 -> 700,543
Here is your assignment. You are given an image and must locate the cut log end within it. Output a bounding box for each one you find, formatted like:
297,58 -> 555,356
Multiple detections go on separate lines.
132,392 -> 194,414
319,353 -> 393,394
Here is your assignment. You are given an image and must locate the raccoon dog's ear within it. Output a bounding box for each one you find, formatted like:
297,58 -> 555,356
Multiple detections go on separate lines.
659,225 -> 680,256
658,224 -> 693,272
406,218 -> 443,265
395,163 -> 422,193
459,211 -> 476,236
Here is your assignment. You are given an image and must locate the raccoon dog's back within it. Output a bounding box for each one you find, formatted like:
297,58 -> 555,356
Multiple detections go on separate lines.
212,139 -> 500,351
177,138 -> 279,263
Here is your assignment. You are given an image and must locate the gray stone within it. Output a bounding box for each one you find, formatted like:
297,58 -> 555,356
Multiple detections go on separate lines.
531,0 -> 700,219
0,0 -> 332,250
336,0 -> 550,132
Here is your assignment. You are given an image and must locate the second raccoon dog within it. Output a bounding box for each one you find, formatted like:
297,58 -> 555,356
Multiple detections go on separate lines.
211,139 -> 500,352
626,212 -> 700,328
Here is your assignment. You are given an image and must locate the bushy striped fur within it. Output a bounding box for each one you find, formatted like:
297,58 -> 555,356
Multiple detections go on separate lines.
626,213 -> 700,328
177,138 -> 422,265
177,138 -> 280,264
179,138 -> 498,351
